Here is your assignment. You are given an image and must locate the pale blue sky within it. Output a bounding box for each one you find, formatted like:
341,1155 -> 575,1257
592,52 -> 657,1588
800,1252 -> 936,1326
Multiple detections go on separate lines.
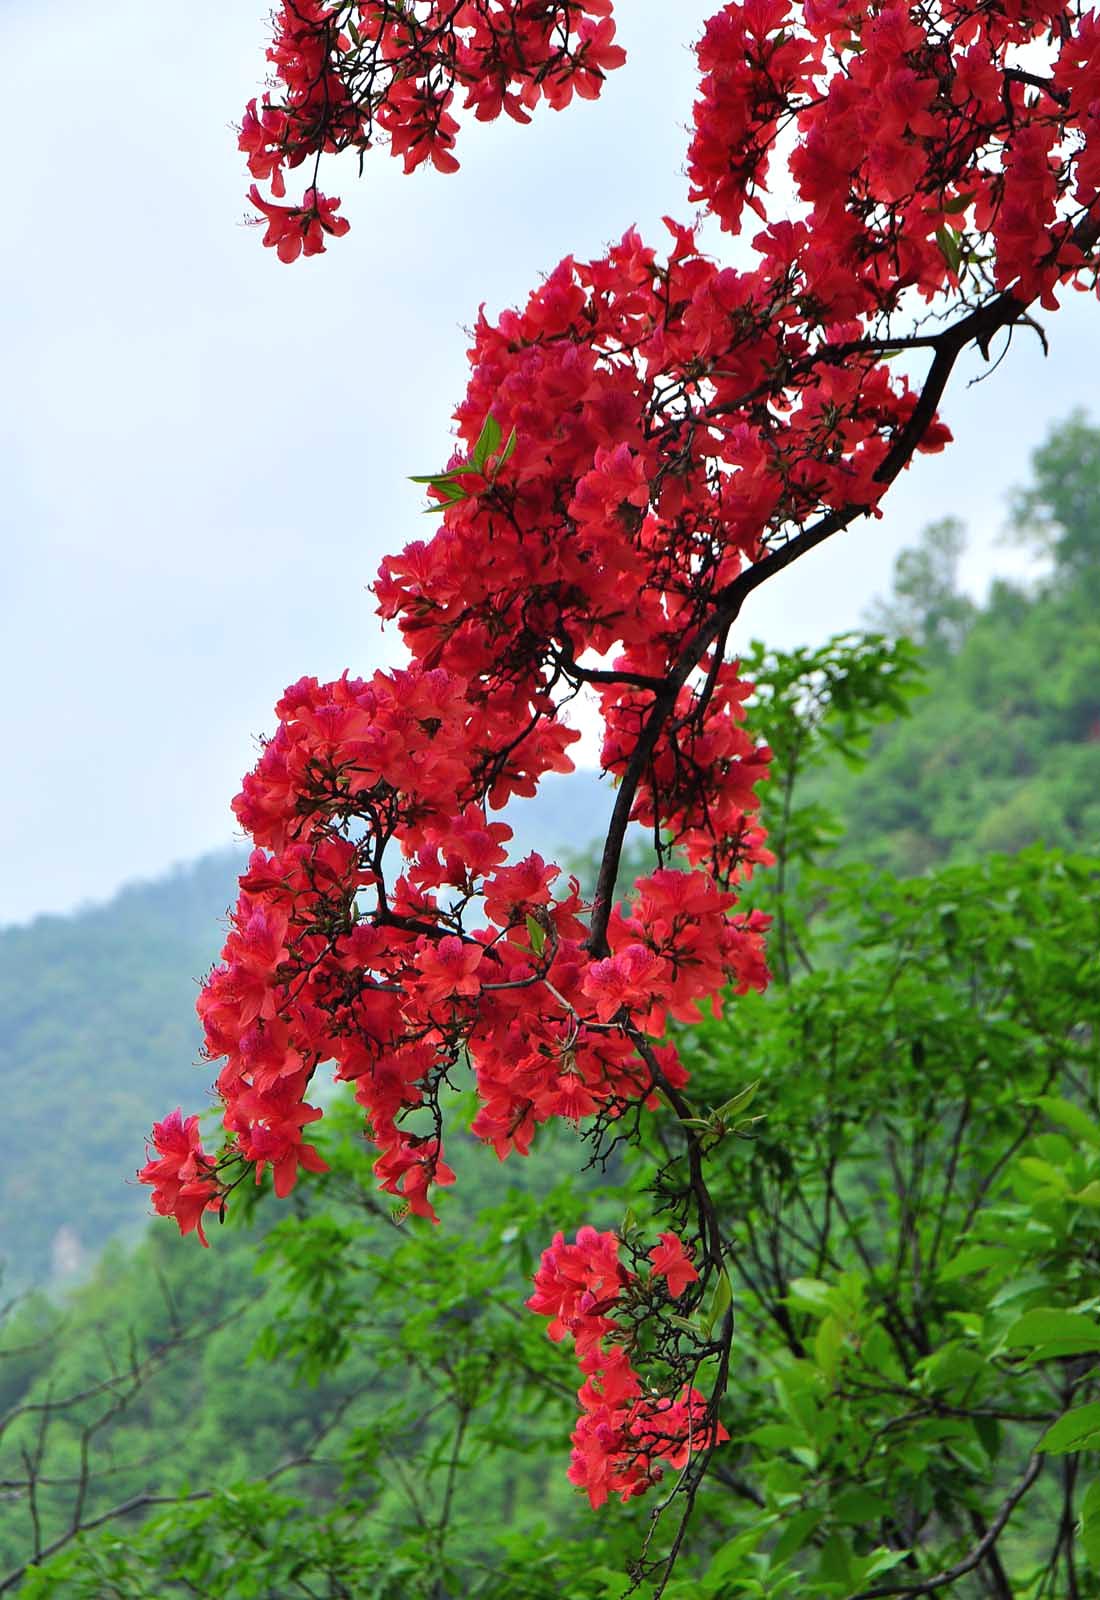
4,0 -> 1097,925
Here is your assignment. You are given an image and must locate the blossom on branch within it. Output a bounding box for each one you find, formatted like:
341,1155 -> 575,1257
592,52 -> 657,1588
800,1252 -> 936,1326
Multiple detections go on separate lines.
241,0 -> 627,254
648,1232 -> 701,1299
144,0 -> 1100,1526
528,1227 -> 725,1507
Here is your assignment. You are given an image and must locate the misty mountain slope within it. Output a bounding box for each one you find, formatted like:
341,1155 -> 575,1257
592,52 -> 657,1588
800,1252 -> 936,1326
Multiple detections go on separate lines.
0,771 -> 611,1286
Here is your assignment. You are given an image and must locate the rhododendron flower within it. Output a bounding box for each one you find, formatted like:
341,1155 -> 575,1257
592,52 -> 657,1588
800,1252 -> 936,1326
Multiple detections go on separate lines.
223,1078 -> 329,1199
648,1232 -> 700,1298
526,1226 -> 628,1346
629,1387 -> 730,1472
374,1134 -> 457,1223
412,935 -> 484,1006
582,945 -> 671,1024
527,1227 -> 728,1503
138,1110 -> 221,1246
248,185 -> 349,263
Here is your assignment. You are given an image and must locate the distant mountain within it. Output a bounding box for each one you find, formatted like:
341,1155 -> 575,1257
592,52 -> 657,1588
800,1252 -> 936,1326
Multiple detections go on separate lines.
0,771 -> 611,1288
0,852 -> 238,1288
826,554 -> 1100,872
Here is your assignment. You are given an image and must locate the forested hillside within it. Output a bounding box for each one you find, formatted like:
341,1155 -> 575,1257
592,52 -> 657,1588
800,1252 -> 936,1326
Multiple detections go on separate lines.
0,773 -> 611,1288
828,411 -> 1100,869
0,853 -> 239,1287
0,1108 -> 608,1593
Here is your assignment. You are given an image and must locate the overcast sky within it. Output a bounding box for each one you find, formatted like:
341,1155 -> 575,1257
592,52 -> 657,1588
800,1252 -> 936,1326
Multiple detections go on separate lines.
4,0 -> 1097,927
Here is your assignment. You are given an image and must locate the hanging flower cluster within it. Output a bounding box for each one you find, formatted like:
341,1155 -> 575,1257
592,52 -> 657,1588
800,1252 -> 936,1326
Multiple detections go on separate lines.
137,637 -> 771,1229
143,0 -> 1100,1518
240,0 -> 625,260
526,1226 -> 723,1508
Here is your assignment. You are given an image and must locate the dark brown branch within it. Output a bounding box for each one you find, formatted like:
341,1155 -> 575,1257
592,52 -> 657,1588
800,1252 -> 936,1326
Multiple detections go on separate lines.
710,1463 -> 766,1508
586,200 -> 1100,955
1004,68 -> 1071,109
0,1388 -> 366,1594
849,1456 -> 1043,1599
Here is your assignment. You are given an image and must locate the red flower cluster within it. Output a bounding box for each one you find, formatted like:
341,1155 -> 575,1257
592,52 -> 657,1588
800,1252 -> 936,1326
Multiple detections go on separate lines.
147,0 -> 1100,1283
527,1227 -> 721,1507
688,0 -> 1100,315
138,1111 -> 222,1246
248,184 -> 350,263
242,0 -> 626,254
142,638 -> 768,1228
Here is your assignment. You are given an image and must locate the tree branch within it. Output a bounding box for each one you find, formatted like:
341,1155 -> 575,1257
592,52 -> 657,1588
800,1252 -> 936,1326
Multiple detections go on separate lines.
849,1456 -> 1043,1599
585,200 -> 1100,953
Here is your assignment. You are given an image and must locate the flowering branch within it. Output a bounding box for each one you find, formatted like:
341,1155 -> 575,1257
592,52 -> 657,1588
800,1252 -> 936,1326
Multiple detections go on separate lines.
140,0 -> 1100,1572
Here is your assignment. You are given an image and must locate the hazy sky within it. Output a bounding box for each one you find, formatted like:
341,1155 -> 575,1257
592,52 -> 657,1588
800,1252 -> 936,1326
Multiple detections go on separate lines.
4,0 -> 1097,926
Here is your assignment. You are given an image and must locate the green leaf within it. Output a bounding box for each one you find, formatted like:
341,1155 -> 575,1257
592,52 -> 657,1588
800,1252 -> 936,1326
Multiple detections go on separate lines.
817,1531 -> 854,1586
935,224 -> 963,274
668,1314 -> 703,1334
833,1486 -> 889,1524
1081,1479 -> 1100,1570
1037,1403 -> 1100,1455
715,1080 -> 760,1123
769,1507 -> 822,1567
703,1268 -> 733,1337
787,1277 -> 833,1317
1003,1308 -> 1100,1358
861,1550 -> 911,1581
939,1243 -> 1009,1283
973,1414 -> 1001,1462
706,1528 -> 768,1586
1017,1155 -> 1071,1192
409,469 -> 471,514
922,1341 -> 983,1390
525,915 -> 545,955
471,413 -> 502,472
814,1314 -> 844,1383
1083,1519 -> 1100,1572
745,1421 -> 806,1451
1083,1475 -> 1100,1519
941,189 -> 974,214
1035,1095 -> 1100,1150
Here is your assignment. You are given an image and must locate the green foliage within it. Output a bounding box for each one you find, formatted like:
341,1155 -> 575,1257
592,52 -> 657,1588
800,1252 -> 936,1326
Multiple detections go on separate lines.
14,837 -> 1100,1597
410,409 -> 518,512
0,852 -> 243,1288
0,1103 -> 655,1597
661,846 -> 1100,1595
1008,407 -> 1100,579
864,516 -> 976,659
739,632 -> 925,979
827,414 -> 1100,873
